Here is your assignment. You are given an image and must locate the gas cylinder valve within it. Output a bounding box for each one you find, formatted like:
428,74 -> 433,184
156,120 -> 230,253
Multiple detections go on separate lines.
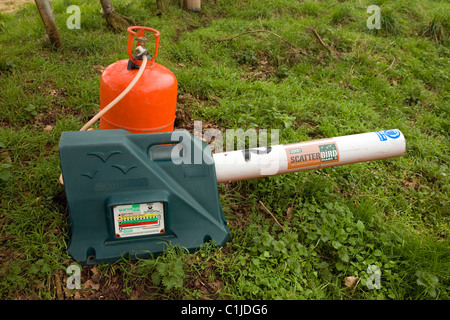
135,45 -> 149,58
127,33 -> 155,69
135,36 -> 150,58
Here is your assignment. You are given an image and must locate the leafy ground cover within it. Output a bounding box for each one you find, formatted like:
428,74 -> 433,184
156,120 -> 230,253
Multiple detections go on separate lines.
0,0 -> 448,300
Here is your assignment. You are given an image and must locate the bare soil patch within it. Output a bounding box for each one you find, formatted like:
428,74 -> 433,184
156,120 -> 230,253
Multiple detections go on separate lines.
0,0 -> 33,14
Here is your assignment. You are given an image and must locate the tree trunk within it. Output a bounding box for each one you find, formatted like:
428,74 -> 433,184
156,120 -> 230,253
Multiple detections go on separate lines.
34,0 -> 62,48
99,0 -> 135,33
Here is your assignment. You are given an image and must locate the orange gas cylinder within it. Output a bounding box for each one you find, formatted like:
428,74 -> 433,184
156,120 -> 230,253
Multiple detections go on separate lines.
99,26 -> 177,134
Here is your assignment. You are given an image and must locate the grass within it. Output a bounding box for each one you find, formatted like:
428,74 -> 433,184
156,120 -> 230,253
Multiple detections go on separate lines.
0,0 -> 449,300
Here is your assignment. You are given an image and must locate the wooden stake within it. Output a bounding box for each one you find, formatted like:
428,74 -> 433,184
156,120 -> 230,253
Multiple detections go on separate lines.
183,0 -> 201,11
34,0 -> 62,48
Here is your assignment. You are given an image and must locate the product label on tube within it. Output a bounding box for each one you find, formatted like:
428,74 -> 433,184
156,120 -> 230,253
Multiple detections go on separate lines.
285,140 -> 339,170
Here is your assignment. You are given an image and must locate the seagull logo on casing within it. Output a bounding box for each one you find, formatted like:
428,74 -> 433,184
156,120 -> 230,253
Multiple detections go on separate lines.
80,169 -> 99,179
112,165 -> 138,175
87,151 -> 122,163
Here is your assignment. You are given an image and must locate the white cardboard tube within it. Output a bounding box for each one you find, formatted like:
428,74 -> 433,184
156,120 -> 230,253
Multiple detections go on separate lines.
213,129 -> 405,184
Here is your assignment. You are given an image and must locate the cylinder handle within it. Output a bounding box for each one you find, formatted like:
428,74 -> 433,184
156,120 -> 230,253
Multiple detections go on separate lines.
126,26 -> 160,67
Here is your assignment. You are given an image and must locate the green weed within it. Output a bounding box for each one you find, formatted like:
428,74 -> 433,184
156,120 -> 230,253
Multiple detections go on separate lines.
422,11 -> 449,44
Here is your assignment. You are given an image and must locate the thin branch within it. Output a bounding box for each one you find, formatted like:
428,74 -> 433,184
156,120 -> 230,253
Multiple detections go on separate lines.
218,29 -> 294,47
259,200 -> 284,231
378,57 -> 396,75
217,29 -> 309,57
307,27 -> 333,54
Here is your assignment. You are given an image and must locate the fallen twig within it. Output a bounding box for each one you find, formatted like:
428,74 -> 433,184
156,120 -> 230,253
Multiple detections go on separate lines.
53,274 -> 64,300
378,57 -> 396,75
307,27 -> 333,54
217,29 -> 309,57
218,29 -> 295,47
259,200 -> 284,231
